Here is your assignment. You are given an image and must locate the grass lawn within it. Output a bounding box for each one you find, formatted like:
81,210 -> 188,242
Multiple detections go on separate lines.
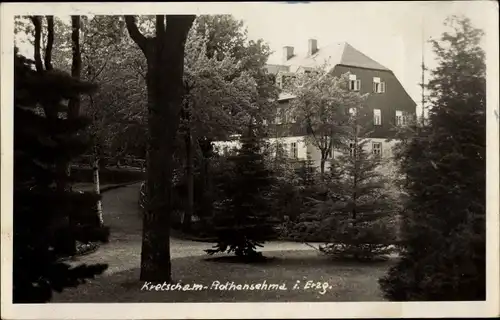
53,250 -> 395,303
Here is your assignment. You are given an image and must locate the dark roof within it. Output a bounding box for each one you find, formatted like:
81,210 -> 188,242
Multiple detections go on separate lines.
269,42 -> 390,73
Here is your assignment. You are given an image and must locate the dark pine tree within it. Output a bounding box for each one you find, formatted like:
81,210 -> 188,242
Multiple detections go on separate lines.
13,49 -> 109,303
206,126 -> 278,260
379,16 -> 486,301
315,139 -> 397,260
290,104 -> 397,254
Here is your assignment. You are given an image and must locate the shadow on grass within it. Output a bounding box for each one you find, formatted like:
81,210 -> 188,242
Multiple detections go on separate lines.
203,255 -> 276,264
53,250 -> 396,303
203,252 -> 391,266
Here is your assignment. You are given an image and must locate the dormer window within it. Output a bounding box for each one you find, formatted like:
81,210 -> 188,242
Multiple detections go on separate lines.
279,74 -> 296,90
349,74 -> 361,91
373,77 -> 386,93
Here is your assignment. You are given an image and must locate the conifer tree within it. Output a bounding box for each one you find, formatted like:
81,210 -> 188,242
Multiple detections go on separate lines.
291,104 -> 398,257
206,126 -> 278,260
379,16 -> 486,300
13,49 -> 109,303
286,153 -> 328,242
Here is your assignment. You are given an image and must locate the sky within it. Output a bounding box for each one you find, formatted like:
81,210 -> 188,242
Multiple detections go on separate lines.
12,1 -> 495,117
229,1 -> 494,116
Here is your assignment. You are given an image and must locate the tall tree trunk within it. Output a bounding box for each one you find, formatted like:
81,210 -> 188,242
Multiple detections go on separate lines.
93,151 -> 104,225
126,15 -> 195,282
44,16 -> 54,71
58,15 -> 82,253
89,95 -> 104,225
68,16 -> 82,119
181,80 -> 194,232
30,16 -> 44,73
182,129 -> 194,232
320,155 -> 326,178
199,138 -> 213,219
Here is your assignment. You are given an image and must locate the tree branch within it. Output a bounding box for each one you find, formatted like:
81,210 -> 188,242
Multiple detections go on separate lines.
91,55 -> 111,82
124,15 -> 148,54
44,16 -> 54,71
134,60 -> 147,80
30,16 -> 44,72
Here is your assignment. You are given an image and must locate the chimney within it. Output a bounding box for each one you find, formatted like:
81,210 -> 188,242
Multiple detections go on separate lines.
282,46 -> 294,62
308,39 -> 318,56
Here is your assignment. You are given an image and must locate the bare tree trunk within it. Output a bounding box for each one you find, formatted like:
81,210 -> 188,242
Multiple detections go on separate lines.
198,138 -> 213,219
89,95 -> 104,225
30,16 -> 44,73
93,152 -> 104,225
182,129 -> 194,232
180,80 -> 194,232
126,15 -> 195,282
320,155 -> 326,178
44,16 -> 54,71
68,16 -> 82,119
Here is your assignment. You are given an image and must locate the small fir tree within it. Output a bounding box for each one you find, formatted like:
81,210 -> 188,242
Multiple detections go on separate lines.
379,16 -> 486,301
13,50 -> 109,303
206,127 -> 278,260
286,153 -> 331,242
291,104 -> 398,258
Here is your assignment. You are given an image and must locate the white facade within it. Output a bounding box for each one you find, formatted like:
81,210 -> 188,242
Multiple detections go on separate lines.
213,135 -> 399,173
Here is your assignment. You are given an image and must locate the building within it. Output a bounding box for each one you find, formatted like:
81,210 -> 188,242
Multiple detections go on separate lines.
215,39 -> 416,172
266,39 -> 416,170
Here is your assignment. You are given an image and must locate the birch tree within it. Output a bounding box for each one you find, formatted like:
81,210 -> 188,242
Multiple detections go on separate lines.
288,66 -> 367,177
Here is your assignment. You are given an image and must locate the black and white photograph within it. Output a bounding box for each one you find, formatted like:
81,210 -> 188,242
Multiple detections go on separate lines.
1,1 -> 498,319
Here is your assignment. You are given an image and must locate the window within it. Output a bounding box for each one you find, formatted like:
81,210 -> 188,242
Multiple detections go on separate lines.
263,119 -> 268,126
276,74 -> 282,88
270,74 -> 277,85
281,74 -> 296,89
373,77 -> 386,93
275,108 -> 282,124
372,142 -> 382,158
283,143 -> 289,157
290,142 -> 298,159
395,110 -> 403,126
373,109 -> 382,126
349,74 -> 361,91
276,142 -> 283,157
